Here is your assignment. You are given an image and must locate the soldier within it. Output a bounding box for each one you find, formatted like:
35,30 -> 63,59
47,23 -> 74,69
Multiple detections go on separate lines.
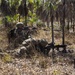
16,22 -> 24,36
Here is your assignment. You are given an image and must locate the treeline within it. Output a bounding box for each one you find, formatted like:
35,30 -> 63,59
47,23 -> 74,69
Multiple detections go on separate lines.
0,0 -> 75,32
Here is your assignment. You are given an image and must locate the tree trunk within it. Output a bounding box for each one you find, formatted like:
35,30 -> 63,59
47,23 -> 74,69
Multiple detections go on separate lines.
62,0 -> 67,53
67,18 -> 70,33
73,21 -> 74,32
50,3 -> 54,44
19,15 -> 20,22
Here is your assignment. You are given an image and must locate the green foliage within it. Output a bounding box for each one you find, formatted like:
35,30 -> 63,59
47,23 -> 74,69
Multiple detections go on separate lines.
52,70 -> 60,75
0,0 -> 61,26
0,20 -> 2,25
36,0 -> 61,22
28,0 -> 34,3
13,14 -> 19,22
5,16 -> 12,22
2,53 -> 12,63
2,14 -> 19,25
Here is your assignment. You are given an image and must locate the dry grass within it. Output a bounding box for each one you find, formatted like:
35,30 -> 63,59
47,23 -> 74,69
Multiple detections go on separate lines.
65,33 -> 75,49
33,29 -> 75,49
0,26 -> 75,75
0,24 -> 75,50
0,26 -> 8,50
33,30 -> 52,41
